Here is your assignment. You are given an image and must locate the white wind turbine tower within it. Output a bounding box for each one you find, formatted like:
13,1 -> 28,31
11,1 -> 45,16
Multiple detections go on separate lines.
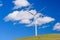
28,12 -> 38,36
34,13 -> 39,36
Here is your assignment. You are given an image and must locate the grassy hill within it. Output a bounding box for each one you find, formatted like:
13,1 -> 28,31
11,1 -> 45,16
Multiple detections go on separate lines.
16,34 -> 60,40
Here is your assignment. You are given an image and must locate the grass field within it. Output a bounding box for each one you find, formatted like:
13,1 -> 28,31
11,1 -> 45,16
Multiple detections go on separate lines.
16,34 -> 60,40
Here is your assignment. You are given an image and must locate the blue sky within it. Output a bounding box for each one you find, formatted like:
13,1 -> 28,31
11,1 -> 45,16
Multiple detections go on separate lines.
0,0 -> 60,40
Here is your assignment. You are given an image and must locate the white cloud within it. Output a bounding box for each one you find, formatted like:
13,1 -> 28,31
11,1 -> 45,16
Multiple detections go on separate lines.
4,10 -> 35,24
4,9 -> 55,25
4,10 -> 35,21
37,16 -> 55,24
19,19 -> 32,24
28,16 -> 55,26
13,0 -> 30,9
53,23 -> 60,31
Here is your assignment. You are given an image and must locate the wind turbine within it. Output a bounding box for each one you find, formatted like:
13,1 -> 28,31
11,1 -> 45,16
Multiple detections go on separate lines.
23,4 -> 46,36
27,7 -> 46,36
34,7 -> 46,36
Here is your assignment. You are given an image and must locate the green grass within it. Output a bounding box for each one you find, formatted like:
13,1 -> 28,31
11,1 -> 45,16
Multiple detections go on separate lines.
16,34 -> 60,40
